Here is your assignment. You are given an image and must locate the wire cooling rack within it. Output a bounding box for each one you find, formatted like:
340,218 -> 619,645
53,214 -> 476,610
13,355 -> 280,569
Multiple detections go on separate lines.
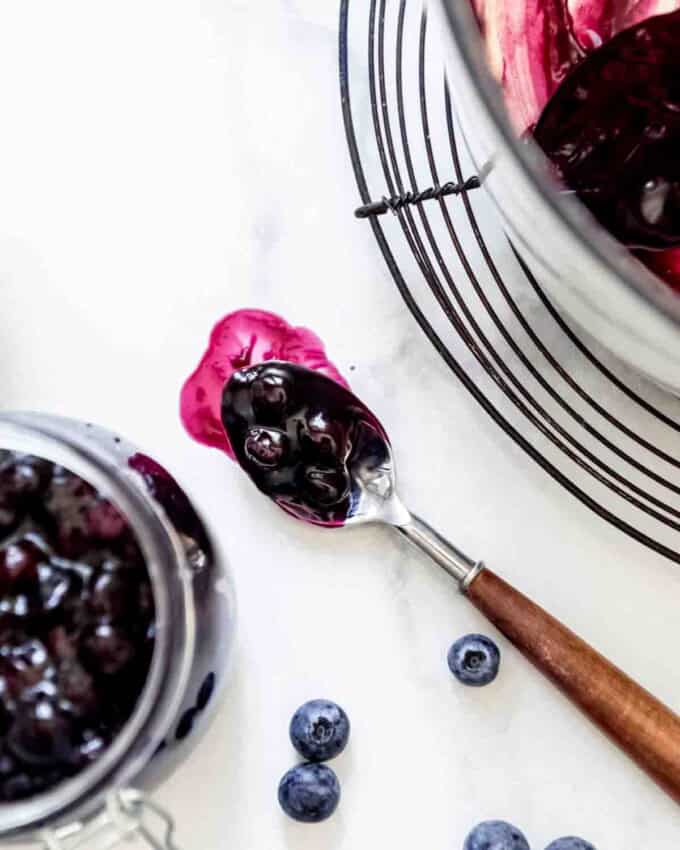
338,0 -> 680,565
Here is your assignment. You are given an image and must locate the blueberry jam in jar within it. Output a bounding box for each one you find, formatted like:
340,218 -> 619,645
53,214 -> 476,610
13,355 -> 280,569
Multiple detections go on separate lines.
0,451 -> 155,801
0,413 -> 232,843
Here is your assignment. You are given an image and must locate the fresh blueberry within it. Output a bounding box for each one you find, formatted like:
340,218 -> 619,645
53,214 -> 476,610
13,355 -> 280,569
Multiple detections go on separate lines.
447,634 -> 500,687
289,699 -> 350,762
464,820 -> 530,850
278,763 -> 340,823
545,839 -> 596,850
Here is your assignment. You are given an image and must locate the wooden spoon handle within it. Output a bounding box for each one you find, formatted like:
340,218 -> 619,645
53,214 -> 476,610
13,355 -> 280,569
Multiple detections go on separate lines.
466,568 -> 680,803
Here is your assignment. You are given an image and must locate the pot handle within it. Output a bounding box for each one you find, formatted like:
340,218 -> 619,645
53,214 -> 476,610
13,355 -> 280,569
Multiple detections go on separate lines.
38,789 -> 182,850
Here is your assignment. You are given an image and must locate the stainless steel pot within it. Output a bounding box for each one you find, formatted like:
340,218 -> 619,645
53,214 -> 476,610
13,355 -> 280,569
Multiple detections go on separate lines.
434,0 -> 680,393
0,412 -> 235,849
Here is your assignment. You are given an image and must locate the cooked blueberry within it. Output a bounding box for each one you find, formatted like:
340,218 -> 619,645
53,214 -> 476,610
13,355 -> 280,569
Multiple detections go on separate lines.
2,772 -> 36,801
74,729 -> 106,766
44,469 -> 97,554
23,680 -> 58,703
9,638 -> 52,690
290,699 -> 350,762
138,580 -> 154,616
300,410 -> 342,457
278,763 -> 340,823
38,563 -> 74,613
7,698 -> 73,766
0,501 -> 18,534
244,428 -> 288,468
96,553 -> 125,573
48,626 -> 77,661
0,594 -> 35,619
251,372 -> 290,418
301,465 -> 349,506
545,839 -> 596,850
222,362 -> 388,525
464,821 -> 530,850
0,751 -> 16,776
447,634 -> 500,687
0,454 -> 50,499
89,571 -> 132,620
0,682 -> 14,733
83,624 -> 134,675
57,659 -> 96,716
128,453 -> 211,554
0,540 -> 43,590
86,499 -> 126,540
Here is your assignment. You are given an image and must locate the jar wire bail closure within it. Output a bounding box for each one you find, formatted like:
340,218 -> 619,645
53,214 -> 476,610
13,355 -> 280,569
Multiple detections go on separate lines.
37,789 -> 182,850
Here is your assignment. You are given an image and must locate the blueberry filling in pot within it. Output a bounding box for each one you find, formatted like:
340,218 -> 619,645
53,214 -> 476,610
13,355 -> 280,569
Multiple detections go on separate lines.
534,10 -> 680,253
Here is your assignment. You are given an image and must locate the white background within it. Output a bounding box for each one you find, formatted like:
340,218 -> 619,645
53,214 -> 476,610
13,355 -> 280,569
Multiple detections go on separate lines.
1,2 -> 679,848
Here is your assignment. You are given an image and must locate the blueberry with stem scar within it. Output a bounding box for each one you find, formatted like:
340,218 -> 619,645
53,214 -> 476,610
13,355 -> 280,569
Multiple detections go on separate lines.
448,634 -> 500,687
289,699 -> 350,762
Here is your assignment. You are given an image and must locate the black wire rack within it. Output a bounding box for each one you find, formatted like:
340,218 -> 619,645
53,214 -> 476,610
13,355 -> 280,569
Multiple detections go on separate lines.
338,0 -> 680,565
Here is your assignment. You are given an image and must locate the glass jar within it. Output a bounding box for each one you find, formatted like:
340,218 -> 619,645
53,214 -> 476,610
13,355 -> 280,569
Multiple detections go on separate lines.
0,411 -> 235,849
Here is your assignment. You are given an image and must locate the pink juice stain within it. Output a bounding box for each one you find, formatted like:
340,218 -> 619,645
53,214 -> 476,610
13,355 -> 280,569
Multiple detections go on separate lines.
180,309 -> 348,459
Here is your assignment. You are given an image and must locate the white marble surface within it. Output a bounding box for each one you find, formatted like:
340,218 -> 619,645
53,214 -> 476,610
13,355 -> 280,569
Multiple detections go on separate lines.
0,2 -> 679,848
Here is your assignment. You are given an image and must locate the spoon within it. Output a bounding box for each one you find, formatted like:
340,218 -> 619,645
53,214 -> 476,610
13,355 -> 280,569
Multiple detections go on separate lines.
222,360 -> 680,804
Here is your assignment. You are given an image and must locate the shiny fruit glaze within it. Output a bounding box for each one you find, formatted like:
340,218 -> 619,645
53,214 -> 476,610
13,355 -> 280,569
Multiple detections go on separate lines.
535,10 -> 680,252
221,362 -> 387,526
0,452 -> 154,801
